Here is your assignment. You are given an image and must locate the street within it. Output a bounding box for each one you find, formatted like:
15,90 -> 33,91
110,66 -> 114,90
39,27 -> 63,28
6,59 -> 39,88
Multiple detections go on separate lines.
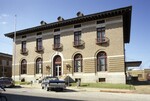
2,87 -> 150,101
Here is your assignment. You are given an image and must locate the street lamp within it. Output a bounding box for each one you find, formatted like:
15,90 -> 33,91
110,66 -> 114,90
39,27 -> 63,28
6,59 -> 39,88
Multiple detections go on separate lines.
13,15 -> 17,82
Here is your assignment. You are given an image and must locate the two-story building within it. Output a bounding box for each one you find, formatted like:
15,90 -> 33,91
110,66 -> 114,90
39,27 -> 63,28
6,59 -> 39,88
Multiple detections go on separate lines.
0,52 -> 12,77
5,6 -> 132,84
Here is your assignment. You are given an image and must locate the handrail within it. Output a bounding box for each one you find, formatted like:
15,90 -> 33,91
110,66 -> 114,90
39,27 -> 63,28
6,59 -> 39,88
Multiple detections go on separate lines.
96,37 -> 109,44
35,46 -> 44,52
73,40 -> 85,47
20,48 -> 28,54
53,43 -> 63,50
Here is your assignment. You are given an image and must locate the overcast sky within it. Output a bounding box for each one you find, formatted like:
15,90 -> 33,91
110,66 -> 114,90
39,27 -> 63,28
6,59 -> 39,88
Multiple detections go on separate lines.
0,0 -> 150,68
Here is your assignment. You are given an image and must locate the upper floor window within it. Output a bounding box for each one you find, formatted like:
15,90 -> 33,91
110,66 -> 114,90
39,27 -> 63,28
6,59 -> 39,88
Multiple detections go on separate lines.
2,60 -> 6,66
74,54 -> 82,72
53,35 -> 61,49
54,35 -> 60,45
22,41 -> 26,49
21,59 -> 27,74
9,61 -> 12,67
36,58 -> 42,74
73,31 -> 83,46
36,38 -> 43,51
21,41 -> 27,52
97,27 -> 105,43
97,51 -> 107,71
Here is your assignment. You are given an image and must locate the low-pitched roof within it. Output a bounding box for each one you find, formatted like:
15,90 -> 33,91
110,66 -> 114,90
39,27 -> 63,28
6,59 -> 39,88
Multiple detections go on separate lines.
0,52 -> 12,58
4,6 -> 132,43
126,61 -> 142,67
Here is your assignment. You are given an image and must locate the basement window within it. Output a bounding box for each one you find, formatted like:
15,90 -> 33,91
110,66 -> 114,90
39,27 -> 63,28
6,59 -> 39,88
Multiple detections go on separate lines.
99,78 -> 106,82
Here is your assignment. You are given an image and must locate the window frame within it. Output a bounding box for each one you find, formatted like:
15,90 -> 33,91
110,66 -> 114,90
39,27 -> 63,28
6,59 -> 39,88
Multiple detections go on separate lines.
97,27 -> 105,43
74,31 -> 81,46
21,41 -> 26,52
36,58 -> 42,74
74,53 -> 83,72
36,38 -> 43,50
21,59 -> 27,74
97,51 -> 107,71
54,35 -> 60,48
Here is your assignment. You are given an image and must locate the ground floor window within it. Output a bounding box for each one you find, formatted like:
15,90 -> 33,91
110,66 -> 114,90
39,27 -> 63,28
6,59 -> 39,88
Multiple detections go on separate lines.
21,59 -> 27,74
36,58 -> 42,74
74,53 -> 82,72
97,51 -> 107,71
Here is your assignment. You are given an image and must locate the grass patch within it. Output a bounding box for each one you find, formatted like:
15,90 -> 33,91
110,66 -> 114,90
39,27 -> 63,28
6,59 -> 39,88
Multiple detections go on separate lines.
15,81 -> 31,85
71,83 -> 135,90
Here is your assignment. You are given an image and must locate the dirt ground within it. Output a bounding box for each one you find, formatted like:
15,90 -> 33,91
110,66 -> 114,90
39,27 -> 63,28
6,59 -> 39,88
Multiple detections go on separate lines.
134,85 -> 150,94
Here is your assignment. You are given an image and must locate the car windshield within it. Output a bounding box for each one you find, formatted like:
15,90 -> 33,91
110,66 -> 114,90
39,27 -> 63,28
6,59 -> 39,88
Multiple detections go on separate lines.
47,77 -> 58,81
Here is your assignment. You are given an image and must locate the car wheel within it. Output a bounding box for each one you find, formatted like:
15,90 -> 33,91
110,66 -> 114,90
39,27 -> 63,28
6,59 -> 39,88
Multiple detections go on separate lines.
61,88 -> 64,91
46,86 -> 49,91
42,86 -> 44,89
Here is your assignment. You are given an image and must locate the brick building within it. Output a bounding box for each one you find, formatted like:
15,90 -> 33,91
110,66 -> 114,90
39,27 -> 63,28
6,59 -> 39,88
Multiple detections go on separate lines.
5,6 -> 132,83
0,52 -> 12,77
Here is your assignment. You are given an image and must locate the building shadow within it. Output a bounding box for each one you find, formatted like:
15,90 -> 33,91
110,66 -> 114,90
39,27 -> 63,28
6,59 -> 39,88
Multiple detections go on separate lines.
127,80 -> 150,86
3,93 -> 84,101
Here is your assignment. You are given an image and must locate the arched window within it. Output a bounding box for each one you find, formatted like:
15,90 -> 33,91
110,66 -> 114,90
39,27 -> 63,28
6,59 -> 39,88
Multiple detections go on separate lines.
97,51 -> 107,71
74,54 -> 82,72
36,58 -> 42,74
21,59 -> 27,74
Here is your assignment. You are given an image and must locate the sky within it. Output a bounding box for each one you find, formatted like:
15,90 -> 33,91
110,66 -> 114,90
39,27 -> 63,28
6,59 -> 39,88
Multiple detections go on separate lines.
0,0 -> 150,68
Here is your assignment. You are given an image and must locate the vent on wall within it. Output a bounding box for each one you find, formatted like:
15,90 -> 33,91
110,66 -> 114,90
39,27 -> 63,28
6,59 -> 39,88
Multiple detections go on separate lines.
74,24 -> 81,28
99,78 -> 106,82
97,20 -> 105,24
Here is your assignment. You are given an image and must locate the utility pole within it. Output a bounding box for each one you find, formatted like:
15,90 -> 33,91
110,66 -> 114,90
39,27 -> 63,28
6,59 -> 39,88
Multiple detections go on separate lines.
13,15 -> 17,81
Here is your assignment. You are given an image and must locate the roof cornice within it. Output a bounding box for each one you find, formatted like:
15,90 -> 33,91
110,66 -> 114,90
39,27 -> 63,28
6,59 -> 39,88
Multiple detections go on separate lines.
5,6 -> 132,43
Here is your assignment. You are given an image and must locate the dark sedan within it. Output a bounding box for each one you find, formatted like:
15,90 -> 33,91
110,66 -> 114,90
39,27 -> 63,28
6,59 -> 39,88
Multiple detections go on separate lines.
41,76 -> 66,91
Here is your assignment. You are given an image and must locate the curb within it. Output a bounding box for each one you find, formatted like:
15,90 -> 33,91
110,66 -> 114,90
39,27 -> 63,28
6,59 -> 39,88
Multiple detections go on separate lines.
19,85 -> 135,94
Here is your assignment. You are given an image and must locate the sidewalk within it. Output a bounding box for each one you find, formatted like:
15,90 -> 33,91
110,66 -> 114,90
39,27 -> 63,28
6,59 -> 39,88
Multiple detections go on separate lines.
20,83 -> 135,94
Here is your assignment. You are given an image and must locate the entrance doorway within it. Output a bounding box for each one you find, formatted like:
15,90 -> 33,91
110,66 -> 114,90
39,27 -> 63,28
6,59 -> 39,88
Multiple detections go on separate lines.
53,55 -> 61,77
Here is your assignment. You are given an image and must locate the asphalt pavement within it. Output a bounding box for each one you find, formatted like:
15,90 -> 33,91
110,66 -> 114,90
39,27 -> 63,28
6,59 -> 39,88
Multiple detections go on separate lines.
19,83 -> 135,94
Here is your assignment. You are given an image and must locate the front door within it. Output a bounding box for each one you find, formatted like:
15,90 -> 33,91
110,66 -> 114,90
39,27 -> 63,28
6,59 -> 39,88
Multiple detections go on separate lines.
55,64 -> 61,76
53,55 -> 61,77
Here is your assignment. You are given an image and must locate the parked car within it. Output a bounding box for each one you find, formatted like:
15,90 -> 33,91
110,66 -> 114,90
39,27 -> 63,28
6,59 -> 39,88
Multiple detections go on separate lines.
41,76 -> 66,91
0,77 -> 15,87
